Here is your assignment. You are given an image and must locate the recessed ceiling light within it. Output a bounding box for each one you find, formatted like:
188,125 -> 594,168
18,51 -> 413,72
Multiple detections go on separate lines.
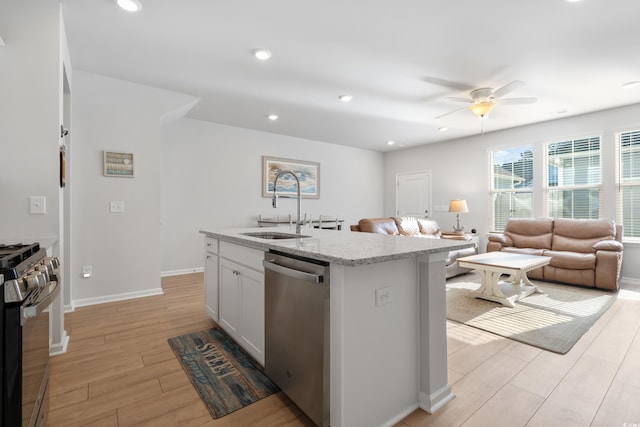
116,0 -> 142,12
253,49 -> 272,61
566,0 -> 582,3
339,95 -> 353,103
268,114 -> 279,121
438,127 -> 448,132
387,141 -> 395,145
622,81 -> 640,89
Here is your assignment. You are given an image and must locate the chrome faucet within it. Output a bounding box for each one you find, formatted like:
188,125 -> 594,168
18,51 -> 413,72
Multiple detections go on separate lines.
272,170 -> 302,234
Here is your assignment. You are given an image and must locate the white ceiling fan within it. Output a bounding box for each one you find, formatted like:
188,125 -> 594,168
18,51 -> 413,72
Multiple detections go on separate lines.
436,80 -> 537,120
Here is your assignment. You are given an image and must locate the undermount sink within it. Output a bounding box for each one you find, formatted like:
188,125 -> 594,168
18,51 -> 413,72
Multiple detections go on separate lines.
241,231 -> 311,240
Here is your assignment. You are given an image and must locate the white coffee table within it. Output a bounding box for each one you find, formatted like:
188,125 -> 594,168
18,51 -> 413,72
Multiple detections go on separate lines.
457,252 -> 551,307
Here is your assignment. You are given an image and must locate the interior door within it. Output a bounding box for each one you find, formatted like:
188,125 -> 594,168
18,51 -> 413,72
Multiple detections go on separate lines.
396,171 -> 431,217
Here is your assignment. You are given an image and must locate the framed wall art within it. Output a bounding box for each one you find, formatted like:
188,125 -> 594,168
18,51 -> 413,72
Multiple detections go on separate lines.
262,156 -> 320,199
104,151 -> 134,177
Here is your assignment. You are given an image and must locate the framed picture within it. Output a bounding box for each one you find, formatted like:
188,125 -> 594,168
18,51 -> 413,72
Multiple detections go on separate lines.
262,156 -> 320,199
104,151 -> 134,177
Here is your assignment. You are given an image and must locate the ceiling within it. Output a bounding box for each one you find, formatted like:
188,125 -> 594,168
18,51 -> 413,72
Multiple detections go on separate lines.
60,0 -> 640,152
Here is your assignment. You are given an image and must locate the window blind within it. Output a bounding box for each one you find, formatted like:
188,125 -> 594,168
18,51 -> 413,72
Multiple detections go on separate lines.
489,146 -> 533,231
546,137 -> 601,219
617,130 -> 640,238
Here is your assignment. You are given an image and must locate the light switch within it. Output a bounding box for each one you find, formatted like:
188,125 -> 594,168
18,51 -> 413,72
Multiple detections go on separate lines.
82,265 -> 92,278
29,196 -> 46,214
110,201 -> 125,213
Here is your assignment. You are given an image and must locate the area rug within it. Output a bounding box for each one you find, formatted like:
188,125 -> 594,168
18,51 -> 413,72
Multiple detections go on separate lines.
167,327 -> 279,418
446,272 -> 616,354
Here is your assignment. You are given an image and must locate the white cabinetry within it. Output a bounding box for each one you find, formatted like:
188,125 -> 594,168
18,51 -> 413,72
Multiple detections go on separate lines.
204,237 -> 219,321
218,241 -> 265,365
219,259 -> 240,335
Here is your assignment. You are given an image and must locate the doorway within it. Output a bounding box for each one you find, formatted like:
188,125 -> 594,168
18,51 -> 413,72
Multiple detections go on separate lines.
396,171 -> 432,218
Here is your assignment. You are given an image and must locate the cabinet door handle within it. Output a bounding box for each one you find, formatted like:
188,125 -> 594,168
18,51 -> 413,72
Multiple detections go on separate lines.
233,270 -> 240,276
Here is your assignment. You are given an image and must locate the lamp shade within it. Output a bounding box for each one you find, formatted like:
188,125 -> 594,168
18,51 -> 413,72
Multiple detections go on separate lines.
449,199 -> 469,213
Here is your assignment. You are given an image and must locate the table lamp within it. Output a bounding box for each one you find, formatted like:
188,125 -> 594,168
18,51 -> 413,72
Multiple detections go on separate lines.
449,199 -> 469,233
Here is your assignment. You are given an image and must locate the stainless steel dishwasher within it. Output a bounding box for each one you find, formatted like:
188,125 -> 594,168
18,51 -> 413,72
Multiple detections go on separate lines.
263,250 -> 330,427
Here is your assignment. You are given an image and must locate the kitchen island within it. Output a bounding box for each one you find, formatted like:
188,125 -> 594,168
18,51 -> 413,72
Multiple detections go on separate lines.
200,227 -> 475,427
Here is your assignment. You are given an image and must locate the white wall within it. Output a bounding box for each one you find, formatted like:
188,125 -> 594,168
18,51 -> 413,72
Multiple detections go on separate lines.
384,103 -> 640,281
160,118 -> 384,274
0,1 -> 61,241
70,71 -> 197,304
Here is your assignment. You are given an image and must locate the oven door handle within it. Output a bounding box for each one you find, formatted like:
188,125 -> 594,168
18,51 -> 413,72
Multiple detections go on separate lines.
20,280 -> 61,326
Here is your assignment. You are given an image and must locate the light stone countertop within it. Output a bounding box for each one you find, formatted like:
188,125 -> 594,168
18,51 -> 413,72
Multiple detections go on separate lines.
200,227 -> 475,266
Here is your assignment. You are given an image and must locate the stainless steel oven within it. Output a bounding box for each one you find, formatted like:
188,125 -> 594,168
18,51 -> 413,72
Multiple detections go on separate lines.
1,243 -> 60,427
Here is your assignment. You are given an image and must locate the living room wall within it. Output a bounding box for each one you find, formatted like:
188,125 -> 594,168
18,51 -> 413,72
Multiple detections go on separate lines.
160,118 -> 384,274
383,103 -> 640,282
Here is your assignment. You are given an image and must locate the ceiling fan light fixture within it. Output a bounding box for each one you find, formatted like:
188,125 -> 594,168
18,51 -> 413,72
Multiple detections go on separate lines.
469,101 -> 495,118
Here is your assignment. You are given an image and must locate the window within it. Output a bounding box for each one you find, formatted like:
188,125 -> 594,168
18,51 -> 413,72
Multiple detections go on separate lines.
617,130 -> 640,238
489,146 -> 533,231
546,136 -> 601,219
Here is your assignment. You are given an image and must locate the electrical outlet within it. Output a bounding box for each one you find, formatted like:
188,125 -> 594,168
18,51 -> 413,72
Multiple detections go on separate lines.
375,286 -> 393,307
110,201 -> 125,213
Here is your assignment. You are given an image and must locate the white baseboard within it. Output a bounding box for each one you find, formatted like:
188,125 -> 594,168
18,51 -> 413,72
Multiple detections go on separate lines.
621,276 -> 640,285
64,303 -> 75,313
161,267 -> 204,277
72,287 -> 164,308
419,386 -> 455,414
380,403 -> 420,427
50,331 -> 70,356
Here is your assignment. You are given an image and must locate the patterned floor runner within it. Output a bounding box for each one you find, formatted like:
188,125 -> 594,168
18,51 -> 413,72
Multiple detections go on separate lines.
168,327 -> 279,418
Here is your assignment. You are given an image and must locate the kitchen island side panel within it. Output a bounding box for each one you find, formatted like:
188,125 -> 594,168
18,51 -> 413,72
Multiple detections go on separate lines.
330,257 -> 420,427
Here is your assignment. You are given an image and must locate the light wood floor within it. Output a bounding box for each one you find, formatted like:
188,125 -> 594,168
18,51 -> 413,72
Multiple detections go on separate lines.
48,273 -> 640,427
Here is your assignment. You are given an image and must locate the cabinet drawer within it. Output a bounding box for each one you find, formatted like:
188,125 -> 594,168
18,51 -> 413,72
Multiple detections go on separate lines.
220,241 -> 264,271
204,237 -> 219,254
